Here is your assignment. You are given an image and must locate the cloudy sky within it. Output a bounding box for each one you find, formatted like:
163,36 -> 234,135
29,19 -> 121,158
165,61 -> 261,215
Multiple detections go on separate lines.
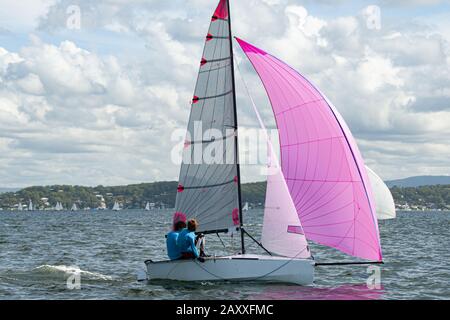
0,0 -> 449,188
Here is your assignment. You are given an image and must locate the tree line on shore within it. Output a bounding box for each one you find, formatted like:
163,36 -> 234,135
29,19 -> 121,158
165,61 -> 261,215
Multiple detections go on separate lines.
0,181 -> 448,210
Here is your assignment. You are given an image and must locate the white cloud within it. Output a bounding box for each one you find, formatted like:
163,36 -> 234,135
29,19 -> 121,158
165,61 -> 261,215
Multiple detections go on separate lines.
0,0 -> 449,187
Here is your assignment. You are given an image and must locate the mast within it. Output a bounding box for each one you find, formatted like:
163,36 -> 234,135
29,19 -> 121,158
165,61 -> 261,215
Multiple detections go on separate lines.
226,0 -> 245,254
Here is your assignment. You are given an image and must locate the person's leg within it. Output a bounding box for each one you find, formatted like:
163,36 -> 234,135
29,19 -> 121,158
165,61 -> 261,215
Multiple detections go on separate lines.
195,235 -> 207,257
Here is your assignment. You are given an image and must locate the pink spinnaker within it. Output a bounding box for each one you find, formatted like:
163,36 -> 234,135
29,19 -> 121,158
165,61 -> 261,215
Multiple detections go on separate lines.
245,77 -> 311,258
237,38 -> 382,261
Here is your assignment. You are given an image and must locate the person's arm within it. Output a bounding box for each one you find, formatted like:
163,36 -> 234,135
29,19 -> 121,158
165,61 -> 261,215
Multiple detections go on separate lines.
187,233 -> 199,258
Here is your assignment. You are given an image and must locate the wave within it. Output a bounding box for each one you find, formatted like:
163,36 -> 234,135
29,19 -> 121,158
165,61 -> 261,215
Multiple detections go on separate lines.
33,265 -> 114,281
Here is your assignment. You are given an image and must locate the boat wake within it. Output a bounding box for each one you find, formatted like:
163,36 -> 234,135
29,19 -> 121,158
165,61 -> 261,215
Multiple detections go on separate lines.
33,265 -> 114,281
0,264 -> 114,286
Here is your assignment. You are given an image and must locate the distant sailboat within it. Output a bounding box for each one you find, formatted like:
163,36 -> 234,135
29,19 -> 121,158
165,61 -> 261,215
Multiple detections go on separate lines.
242,202 -> 249,211
71,203 -> 78,211
17,202 -> 23,211
366,166 -> 396,220
112,201 -> 121,211
145,202 -> 151,211
28,199 -> 33,211
55,202 -> 63,211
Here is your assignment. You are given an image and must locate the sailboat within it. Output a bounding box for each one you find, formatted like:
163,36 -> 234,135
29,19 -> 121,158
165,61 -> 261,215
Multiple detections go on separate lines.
366,166 -> 396,220
112,201 -> 121,211
71,203 -> 78,211
145,0 -> 383,285
28,199 -> 33,211
145,202 -> 151,211
54,201 -> 63,211
242,202 -> 249,211
17,201 -> 23,211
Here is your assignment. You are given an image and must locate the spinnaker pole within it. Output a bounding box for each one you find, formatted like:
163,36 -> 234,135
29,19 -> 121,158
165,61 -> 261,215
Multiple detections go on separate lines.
226,0 -> 245,254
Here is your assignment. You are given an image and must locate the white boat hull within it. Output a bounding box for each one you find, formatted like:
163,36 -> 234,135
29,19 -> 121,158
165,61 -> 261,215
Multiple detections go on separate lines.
145,254 -> 314,285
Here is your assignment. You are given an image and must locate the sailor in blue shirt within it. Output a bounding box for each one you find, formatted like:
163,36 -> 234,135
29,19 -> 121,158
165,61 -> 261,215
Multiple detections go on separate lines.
166,220 -> 186,260
178,219 -> 206,261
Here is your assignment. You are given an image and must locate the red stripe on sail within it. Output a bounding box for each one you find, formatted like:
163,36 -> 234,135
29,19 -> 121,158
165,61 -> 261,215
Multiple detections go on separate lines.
232,208 -> 240,226
212,0 -> 228,20
177,184 -> 185,193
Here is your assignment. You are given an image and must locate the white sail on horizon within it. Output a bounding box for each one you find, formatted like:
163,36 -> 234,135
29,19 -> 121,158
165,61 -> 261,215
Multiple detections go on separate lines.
55,202 -> 64,211
145,202 -> 150,211
112,201 -> 121,211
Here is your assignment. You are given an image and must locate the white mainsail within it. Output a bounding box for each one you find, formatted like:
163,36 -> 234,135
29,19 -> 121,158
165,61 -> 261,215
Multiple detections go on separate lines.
71,203 -> 78,211
28,200 -> 33,211
18,202 -> 23,211
242,202 -> 249,211
145,202 -> 150,211
366,166 -> 396,220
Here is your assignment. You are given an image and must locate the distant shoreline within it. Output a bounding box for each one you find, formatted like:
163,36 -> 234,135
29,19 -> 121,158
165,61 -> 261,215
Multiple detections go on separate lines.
0,181 -> 448,211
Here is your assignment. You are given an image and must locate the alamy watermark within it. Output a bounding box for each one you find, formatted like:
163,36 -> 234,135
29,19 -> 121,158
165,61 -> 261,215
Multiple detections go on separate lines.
363,5 -> 381,30
366,265 -> 381,290
66,266 -> 81,290
66,5 -> 81,30
171,122 -> 281,175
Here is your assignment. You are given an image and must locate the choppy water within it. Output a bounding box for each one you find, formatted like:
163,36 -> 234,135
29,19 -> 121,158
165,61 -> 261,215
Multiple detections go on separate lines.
0,209 -> 449,300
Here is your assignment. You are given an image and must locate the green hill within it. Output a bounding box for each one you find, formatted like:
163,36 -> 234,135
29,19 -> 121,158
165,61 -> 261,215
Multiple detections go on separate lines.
0,181 -> 448,211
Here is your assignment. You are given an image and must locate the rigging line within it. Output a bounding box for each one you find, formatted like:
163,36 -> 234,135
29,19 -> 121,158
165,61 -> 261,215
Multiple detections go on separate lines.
252,247 -> 310,281
177,20 -> 225,211
242,228 -> 272,256
216,233 -> 227,249
315,261 -> 384,266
